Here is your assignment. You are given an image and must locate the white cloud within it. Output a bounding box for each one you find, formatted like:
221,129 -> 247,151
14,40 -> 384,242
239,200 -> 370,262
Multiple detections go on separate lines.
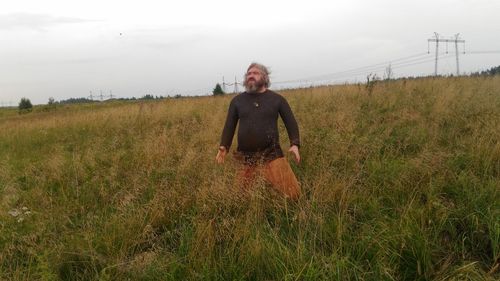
0,12 -> 94,31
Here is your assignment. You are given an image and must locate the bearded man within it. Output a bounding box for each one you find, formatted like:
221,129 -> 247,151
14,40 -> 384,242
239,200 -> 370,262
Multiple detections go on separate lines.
215,62 -> 301,199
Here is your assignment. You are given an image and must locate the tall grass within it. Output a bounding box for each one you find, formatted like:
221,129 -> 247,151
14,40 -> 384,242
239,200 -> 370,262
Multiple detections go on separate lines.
0,76 -> 499,280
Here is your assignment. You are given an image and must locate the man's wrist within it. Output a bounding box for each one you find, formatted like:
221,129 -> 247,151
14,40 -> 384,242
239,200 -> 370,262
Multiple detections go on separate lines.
219,146 -> 227,152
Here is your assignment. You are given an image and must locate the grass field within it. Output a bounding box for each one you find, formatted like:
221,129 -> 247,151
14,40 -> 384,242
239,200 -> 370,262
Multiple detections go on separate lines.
0,76 -> 499,280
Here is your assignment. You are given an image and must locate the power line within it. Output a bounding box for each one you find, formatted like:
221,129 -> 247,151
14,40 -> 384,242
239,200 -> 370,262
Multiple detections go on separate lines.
259,48 -> 498,88
272,40 -> 491,88
234,76 -> 239,94
86,89 -> 118,101
466,50 -> 500,54
273,53 -> 450,86
392,54 -> 455,71
215,47 -> 499,94
274,52 -> 431,84
270,53 -> 457,90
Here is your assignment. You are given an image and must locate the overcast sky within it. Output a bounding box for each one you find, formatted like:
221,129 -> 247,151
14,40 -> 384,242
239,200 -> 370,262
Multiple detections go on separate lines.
1,0 -> 499,105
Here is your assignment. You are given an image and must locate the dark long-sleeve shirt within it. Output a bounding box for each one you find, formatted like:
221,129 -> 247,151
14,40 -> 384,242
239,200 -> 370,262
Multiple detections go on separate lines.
219,90 -> 300,163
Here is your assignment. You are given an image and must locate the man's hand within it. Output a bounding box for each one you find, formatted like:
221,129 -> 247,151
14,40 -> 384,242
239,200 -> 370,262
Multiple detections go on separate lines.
288,145 -> 300,164
216,146 -> 227,164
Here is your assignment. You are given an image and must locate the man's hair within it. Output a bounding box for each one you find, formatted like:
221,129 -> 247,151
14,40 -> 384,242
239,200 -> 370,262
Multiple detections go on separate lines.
244,62 -> 271,88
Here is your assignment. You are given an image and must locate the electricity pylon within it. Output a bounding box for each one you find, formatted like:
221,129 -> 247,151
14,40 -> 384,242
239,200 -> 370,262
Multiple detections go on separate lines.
428,32 -> 465,76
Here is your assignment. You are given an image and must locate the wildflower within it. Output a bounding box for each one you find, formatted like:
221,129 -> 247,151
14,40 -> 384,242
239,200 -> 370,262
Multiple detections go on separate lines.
8,209 -> 20,217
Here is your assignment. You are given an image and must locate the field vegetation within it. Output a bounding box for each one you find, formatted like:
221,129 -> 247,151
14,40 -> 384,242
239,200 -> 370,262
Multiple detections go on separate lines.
0,76 -> 499,280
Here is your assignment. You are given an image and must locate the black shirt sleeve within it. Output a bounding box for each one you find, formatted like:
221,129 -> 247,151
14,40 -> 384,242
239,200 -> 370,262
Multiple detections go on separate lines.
279,97 -> 300,148
219,98 -> 238,149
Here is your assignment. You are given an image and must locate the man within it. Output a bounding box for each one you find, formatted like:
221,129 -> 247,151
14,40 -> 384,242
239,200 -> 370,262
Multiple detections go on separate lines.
215,62 -> 301,199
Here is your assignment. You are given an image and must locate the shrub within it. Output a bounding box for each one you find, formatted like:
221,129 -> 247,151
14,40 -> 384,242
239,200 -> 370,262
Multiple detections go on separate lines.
213,83 -> 225,96
18,97 -> 33,114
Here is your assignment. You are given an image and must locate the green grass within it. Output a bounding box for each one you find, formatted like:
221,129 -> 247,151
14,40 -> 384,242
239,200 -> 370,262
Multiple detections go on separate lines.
0,76 -> 499,280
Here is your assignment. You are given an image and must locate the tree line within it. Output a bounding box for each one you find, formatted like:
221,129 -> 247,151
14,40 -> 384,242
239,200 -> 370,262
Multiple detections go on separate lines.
13,66 -> 499,114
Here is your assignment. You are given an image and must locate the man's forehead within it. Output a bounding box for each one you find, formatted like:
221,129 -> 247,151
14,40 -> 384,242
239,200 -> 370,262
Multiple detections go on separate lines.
247,67 -> 262,74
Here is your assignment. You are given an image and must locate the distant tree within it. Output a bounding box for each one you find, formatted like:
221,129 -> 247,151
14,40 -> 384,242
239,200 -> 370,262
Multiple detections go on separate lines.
18,98 -> 33,114
486,65 -> 500,75
58,97 -> 95,104
471,65 -> 500,76
141,94 -> 155,100
42,97 -> 58,112
213,83 -> 225,96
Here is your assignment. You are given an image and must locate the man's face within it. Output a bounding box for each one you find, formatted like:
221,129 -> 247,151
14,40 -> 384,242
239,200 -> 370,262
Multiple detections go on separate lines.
245,67 -> 266,93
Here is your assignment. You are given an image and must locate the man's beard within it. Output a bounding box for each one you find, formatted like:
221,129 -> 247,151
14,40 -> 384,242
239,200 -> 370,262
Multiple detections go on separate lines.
245,78 -> 265,93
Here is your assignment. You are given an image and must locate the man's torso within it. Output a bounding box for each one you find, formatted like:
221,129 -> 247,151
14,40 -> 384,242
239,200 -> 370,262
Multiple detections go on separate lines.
232,90 -> 285,163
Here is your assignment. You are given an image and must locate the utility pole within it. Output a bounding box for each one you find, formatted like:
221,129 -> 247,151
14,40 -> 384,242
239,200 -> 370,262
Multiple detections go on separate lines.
234,76 -> 239,94
89,91 -> 94,100
454,33 -> 463,76
384,63 -> 393,80
431,32 -> 439,76
222,76 -> 226,93
428,32 -> 465,76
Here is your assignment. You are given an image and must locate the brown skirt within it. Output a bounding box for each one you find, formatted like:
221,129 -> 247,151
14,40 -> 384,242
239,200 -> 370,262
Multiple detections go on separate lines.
234,157 -> 301,200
